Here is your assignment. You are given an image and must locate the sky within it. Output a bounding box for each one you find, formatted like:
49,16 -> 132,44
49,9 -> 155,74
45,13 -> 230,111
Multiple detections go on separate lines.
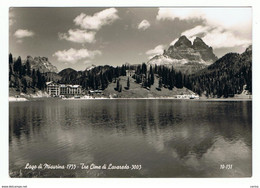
9,7 -> 252,71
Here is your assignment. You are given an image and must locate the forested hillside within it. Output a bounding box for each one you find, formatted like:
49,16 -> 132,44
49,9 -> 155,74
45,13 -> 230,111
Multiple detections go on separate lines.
9,45 -> 252,98
183,46 -> 252,97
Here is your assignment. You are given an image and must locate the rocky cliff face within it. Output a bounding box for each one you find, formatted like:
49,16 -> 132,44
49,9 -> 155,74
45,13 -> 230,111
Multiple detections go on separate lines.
26,56 -> 58,73
147,36 -> 218,73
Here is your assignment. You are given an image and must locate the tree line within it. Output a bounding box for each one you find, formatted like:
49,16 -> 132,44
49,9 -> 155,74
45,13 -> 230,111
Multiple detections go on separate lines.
9,53 -> 46,93
184,53 -> 252,97
9,52 -> 252,98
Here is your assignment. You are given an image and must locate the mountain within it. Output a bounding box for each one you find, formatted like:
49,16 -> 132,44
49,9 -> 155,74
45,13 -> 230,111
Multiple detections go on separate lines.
26,56 -> 58,73
58,68 -> 82,84
147,36 -> 218,74
184,45 -> 252,97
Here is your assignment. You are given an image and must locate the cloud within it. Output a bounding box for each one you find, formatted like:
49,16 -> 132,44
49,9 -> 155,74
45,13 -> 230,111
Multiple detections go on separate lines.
148,56 -> 189,65
14,29 -> 34,39
156,8 -> 251,28
53,48 -> 101,64
158,8 -> 252,49
74,8 -> 119,30
181,25 -> 210,38
157,8 -> 204,22
199,27 -> 251,48
138,20 -> 151,30
59,29 -> 96,44
146,45 -> 165,59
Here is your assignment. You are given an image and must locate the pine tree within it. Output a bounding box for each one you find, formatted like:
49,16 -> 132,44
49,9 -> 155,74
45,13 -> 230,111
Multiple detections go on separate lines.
116,78 -> 120,91
36,70 -> 43,89
32,69 -> 36,88
26,60 -> 31,76
141,63 -> 147,74
150,66 -> 154,85
14,56 -> 22,75
9,53 -> 13,64
22,78 -> 27,93
9,64 -> 13,81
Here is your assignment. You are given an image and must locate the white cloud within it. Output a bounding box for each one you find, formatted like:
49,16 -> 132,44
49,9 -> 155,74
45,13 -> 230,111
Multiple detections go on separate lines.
14,29 -> 34,39
158,8 -> 252,49
200,27 -> 251,48
138,20 -> 151,30
181,25 -> 210,38
53,48 -> 101,64
74,8 -> 119,30
146,45 -> 165,59
148,56 -> 188,65
59,29 -> 96,44
156,8 -> 251,28
157,8 -> 204,22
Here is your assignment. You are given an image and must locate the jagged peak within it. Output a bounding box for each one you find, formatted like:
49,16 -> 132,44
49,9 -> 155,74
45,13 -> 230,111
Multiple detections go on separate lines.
173,35 -> 192,48
193,37 -> 205,44
33,56 -> 49,61
25,55 -> 58,73
193,37 -> 208,49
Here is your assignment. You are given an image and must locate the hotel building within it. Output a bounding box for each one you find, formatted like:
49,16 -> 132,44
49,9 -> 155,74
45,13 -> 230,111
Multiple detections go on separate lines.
46,81 -> 82,97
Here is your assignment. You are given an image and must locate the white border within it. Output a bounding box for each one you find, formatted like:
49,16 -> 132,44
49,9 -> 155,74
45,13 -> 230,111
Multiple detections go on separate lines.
1,0 -> 259,188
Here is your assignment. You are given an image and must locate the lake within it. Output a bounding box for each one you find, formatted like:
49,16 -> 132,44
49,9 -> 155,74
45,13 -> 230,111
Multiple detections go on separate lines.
9,99 -> 252,177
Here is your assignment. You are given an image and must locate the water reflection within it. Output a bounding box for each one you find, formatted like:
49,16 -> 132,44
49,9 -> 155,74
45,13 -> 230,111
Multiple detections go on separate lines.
9,99 -> 252,177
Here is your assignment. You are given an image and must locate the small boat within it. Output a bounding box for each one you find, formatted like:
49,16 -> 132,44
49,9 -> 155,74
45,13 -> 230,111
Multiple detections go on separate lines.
74,96 -> 81,99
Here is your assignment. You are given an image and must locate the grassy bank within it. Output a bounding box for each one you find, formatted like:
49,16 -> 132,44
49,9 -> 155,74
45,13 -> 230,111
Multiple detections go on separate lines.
102,76 -> 194,98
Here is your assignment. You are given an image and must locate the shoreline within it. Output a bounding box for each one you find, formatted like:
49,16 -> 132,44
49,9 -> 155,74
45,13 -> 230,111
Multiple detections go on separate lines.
9,96 -> 252,102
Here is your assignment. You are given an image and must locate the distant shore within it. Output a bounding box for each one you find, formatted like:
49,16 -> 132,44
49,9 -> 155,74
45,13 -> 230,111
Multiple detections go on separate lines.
9,95 -> 252,102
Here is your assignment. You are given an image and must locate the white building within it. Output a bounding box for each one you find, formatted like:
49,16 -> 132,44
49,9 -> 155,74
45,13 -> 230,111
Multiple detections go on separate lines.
175,93 -> 199,99
46,82 -> 82,97
46,82 -> 60,96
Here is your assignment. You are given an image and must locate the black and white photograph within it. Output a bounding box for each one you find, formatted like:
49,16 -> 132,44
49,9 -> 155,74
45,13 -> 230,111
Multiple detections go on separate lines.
7,6 -> 254,179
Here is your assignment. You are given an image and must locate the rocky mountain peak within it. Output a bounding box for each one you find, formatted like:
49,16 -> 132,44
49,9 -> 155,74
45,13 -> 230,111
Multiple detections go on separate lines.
173,35 -> 192,48
193,37 -> 208,49
26,56 -> 58,73
147,35 -> 219,73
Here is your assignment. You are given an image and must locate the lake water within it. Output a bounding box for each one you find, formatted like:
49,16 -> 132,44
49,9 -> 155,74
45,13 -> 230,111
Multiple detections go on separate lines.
9,99 -> 252,177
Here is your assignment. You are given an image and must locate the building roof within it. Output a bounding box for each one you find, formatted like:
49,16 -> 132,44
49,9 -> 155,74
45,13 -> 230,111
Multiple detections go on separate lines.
46,81 -> 53,85
46,82 -> 82,88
